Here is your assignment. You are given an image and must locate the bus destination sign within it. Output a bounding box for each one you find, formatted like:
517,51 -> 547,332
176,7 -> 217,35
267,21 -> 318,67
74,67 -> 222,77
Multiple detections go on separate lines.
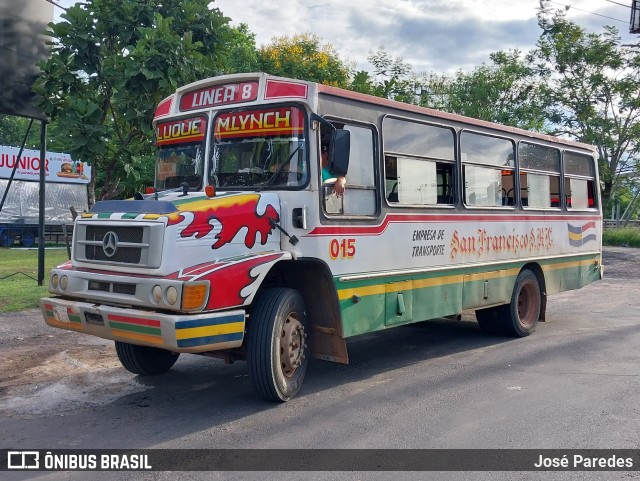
214,107 -> 304,139
179,82 -> 259,111
155,117 -> 206,146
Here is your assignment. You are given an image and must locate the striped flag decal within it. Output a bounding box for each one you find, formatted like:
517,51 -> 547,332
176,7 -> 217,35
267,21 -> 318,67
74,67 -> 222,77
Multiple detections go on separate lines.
107,314 -> 164,345
568,222 -> 597,247
175,314 -> 244,348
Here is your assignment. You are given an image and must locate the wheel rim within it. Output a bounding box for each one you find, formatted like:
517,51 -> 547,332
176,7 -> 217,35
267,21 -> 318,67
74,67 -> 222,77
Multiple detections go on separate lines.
517,281 -> 538,327
278,313 -> 305,378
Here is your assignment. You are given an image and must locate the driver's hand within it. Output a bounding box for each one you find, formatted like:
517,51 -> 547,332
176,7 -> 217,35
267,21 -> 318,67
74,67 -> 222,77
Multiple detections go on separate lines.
334,176 -> 346,196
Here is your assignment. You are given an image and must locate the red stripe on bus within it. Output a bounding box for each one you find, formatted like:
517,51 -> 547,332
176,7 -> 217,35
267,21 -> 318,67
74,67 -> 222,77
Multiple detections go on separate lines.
107,315 -> 161,328
306,213 -> 602,237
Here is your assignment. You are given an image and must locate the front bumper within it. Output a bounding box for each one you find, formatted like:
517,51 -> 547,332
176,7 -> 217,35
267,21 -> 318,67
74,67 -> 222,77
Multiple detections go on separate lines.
40,297 -> 245,354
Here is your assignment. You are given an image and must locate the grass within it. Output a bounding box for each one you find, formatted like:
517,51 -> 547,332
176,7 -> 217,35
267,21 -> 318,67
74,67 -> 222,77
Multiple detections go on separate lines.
0,248 -> 70,312
603,228 -> 640,248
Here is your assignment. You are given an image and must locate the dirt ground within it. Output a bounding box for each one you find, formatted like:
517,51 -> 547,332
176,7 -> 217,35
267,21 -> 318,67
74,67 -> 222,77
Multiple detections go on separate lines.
0,246 -> 638,419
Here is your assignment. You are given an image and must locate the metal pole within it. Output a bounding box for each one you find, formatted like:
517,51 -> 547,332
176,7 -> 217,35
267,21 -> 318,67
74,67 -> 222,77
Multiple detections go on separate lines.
0,118 -> 33,213
37,120 -> 47,286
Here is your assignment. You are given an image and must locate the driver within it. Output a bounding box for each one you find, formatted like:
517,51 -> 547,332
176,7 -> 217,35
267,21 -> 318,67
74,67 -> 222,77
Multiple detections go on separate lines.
321,142 -> 346,196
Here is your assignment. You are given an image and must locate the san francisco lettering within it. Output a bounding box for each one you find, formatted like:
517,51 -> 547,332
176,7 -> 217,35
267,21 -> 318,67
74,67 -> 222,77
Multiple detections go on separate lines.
450,227 -> 554,260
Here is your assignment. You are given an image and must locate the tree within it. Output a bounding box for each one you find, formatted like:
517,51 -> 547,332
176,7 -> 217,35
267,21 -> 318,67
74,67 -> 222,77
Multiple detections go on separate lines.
35,0 -> 230,203
348,48 -> 416,102
223,24 -> 259,74
431,50 -> 547,131
258,33 -> 350,87
534,1 -> 640,208
0,115 -> 72,153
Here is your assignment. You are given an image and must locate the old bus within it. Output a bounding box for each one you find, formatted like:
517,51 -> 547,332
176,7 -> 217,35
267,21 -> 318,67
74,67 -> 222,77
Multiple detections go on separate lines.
41,73 -> 602,401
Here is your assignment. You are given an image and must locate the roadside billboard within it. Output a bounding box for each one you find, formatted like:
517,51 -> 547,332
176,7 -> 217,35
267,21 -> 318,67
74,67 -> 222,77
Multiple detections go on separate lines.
0,145 -> 91,184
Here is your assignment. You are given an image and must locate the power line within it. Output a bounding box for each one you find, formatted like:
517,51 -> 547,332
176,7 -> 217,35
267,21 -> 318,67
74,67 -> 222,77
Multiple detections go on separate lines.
42,0 -> 68,11
548,1 -> 628,24
602,0 -> 631,9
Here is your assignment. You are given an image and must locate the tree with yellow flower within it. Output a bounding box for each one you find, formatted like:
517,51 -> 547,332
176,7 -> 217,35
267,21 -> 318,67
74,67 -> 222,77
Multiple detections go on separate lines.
258,33 -> 350,88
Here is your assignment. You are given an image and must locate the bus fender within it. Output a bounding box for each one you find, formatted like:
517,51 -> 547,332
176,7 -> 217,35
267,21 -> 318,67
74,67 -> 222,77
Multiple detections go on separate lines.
254,258 -> 348,364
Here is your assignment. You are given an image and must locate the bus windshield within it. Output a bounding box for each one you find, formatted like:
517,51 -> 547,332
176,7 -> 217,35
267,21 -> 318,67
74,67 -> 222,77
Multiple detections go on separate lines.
154,116 -> 206,191
210,106 -> 308,190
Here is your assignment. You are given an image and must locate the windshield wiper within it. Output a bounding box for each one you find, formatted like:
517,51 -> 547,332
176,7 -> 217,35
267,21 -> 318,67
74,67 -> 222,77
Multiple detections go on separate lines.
256,143 -> 304,192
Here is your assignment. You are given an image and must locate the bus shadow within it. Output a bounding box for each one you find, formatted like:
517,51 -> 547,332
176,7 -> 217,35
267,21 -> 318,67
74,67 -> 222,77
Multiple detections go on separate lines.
304,317 -> 510,390
13,317 -> 515,453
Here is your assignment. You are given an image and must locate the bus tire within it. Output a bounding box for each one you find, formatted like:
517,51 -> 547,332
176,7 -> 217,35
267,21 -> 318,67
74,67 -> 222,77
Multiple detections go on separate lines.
247,287 -> 308,402
115,341 -> 180,376
505,269 -> 541,337
476,269 -> 541,337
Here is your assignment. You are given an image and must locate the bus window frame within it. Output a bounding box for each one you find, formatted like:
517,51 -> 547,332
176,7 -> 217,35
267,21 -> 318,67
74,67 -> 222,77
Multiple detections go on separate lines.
153,113 -> 209,192
459,129 -> 516,210
381,114 -> 457,209
562,149 -> 599,212
517,140 -> 562,212
208,102 -> 312,192
320,115 -> 381,220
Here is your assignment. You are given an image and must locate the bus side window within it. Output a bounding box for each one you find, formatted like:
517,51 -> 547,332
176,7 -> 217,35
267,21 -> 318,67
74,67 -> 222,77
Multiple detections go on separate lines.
436,163 -> 455,204
519,142 -> 561,210
461,131 -> 515,208
323,123 -> 377,216
563,151 -> 597,210
385,155 -> 398,203
382,117 -> 455,207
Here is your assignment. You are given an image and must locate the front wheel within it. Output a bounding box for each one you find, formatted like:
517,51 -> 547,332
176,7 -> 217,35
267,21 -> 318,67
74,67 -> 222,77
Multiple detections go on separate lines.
247,288 -> 308,402
115,341 -> 180,375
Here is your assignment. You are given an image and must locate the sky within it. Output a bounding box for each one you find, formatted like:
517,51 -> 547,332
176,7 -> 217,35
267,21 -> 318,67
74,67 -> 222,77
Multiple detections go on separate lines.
54,0 -> 639,74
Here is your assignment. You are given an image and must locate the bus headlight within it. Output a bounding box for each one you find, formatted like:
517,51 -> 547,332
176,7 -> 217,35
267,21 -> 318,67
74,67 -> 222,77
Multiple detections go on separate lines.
51,274 -> 59,290
152,285 -> 163,303
60,276 -> 68,291
166,286 -> 178,306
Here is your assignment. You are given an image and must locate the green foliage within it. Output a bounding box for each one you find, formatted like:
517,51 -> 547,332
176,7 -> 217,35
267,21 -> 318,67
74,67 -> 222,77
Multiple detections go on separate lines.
35,0 -> 230,202
223,24 -> 259,74
364,48 -> 414,101
603,228 -> 640,248
534,1 -> 640,208
258,33 -> 350,87
0,115 -> 71,153
434,50 -> 547,131
348,48 -> 546,131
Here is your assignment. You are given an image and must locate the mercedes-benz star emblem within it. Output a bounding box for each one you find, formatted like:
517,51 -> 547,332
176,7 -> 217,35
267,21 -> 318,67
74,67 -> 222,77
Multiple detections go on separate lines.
102,231 -> 119,258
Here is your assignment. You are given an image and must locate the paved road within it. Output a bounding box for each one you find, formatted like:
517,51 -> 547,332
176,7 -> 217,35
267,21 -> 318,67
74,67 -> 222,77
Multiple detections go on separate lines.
1,247 -> 639,480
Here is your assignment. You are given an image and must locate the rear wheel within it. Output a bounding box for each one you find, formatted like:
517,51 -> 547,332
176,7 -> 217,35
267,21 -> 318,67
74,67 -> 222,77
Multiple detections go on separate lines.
115,341 -> 180,375
476,269 -> 541,337
247,288 -> 308,402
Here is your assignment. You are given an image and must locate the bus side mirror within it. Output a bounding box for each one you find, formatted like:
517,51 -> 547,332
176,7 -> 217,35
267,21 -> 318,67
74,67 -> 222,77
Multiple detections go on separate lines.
330,129 -> 350,176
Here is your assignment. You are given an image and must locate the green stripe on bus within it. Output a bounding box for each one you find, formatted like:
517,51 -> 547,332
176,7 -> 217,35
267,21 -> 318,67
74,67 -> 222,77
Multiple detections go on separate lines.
337,254 -> 600,337
108,321 -> 161,336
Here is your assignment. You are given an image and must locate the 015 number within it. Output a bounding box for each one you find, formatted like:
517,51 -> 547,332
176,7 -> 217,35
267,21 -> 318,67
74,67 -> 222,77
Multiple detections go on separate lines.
329,238 -> 356,260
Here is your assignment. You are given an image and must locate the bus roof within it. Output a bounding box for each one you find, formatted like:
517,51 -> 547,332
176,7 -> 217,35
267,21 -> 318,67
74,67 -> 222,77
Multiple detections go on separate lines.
317,83 -> 596,153
156,72 -> 595,153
